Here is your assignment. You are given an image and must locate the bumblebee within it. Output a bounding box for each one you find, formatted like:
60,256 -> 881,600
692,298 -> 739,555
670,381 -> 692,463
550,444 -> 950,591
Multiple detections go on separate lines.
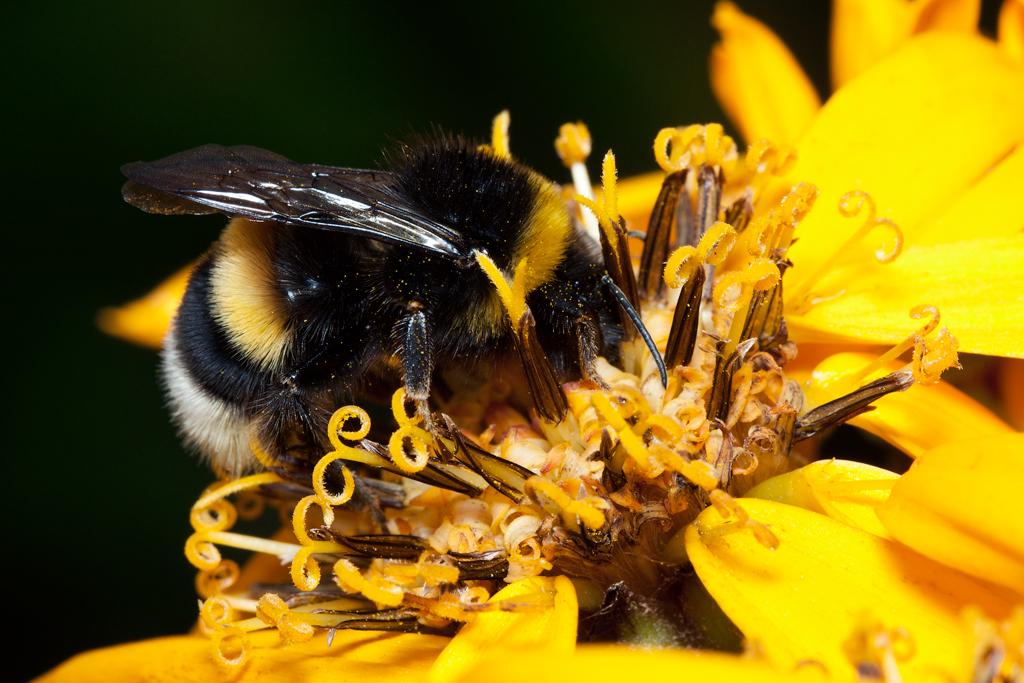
122,135 -> 665,475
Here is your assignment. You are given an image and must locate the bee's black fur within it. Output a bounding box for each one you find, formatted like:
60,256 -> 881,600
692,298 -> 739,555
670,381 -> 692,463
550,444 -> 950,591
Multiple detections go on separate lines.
391,135 -> 534,272
174,256 -> 273,406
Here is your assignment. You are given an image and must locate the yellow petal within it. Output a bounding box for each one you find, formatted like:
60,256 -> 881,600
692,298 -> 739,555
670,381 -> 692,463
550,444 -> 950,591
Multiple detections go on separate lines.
38,629 -> 447,683
686,498 -> 1015,680
783,33 -> 1024,284
831,0 -> 981,87
805,352 -> 1015,458
98,265 -> 192,348
615,172 -> 662,232
878,432 -> 1024,594
428,575 -> 577,683
914,145 -> 1024,245
788,238 -> 1024,358
709,2 -> 820,145
747,459 -> 898,538
1000,0 -> 1024,63
455,645 -> 827,683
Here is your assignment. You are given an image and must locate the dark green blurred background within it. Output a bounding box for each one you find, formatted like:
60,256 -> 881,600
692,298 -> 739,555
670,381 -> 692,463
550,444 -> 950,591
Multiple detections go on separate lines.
4,1 -> 1001,678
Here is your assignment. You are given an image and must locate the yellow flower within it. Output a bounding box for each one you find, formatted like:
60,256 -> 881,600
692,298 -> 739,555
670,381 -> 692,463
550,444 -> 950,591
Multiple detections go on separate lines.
63,2 -> 1024,682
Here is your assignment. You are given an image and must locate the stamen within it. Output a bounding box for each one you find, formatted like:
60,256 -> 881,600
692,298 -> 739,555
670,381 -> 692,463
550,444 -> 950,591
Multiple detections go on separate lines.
490,110 -> 511,159
525,476 -> 607,531
638,169 -> 687,299
707,489 -> 779,549
806,307 -> 959,406
256,594 -> 316,645
554,121 -> 600,242
794,372 -> 914,442
333,559 -> 405,607
912,327 -> 960,385
746,183 -> 817,260
837,306 -> 941,388
712,258 -> 780,345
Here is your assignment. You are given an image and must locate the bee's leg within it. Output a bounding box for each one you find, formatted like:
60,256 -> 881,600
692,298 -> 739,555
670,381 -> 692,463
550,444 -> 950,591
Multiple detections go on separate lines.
637,169 -> 687,300
401,308 -> 435,425
574,314 -> 608,388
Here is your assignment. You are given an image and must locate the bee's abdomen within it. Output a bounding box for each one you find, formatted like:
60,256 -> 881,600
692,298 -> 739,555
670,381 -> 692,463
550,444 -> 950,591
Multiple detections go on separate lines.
162,255 -> 274,474
171,256 -> 273,406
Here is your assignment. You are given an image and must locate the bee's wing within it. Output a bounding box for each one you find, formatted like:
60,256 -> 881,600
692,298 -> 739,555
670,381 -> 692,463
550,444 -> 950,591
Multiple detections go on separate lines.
121,144 -> 467,259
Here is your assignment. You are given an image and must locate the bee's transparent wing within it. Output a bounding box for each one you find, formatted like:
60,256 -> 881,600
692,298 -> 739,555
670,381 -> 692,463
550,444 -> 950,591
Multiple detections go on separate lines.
121,144 -> 467,259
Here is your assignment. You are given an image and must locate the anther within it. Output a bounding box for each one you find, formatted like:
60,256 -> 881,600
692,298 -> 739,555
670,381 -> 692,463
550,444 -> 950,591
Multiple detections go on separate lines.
793,372 -> 914,442
638,169 -> 687,299
663,246 -> 705,368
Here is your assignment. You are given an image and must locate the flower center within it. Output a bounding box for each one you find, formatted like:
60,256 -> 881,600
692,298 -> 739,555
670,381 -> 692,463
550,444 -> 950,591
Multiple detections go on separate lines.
183,117 -> 959,667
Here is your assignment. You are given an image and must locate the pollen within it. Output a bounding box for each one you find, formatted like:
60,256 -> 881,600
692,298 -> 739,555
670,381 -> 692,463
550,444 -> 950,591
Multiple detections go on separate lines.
177,116 -> 971,663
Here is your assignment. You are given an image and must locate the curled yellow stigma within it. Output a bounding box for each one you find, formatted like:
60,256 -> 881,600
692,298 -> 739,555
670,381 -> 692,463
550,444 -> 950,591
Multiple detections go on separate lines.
388,387 -> 433,473
653,123 -> 737,172
789,190 -> 904,311
664,245 -> 700,288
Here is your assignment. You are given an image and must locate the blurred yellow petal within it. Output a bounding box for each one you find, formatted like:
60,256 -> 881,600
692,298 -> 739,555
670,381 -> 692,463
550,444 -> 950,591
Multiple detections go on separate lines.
1001,0 -> 1024,63
831,0 -> 981,87
428,576 -> 577,683
784,33 -> 1024,281
709,2 -> 820,145
98,265 -> 191,348
747,459 -> 898,538
913,144 -> 1024,245
805,352 -> 1016,458
687,498 -> 1016,680
878,432 -> 1024,594
455,645 -> 826,683
788,238 -> 1024,358
615,171 -> 662,232
39,629 -> 446,683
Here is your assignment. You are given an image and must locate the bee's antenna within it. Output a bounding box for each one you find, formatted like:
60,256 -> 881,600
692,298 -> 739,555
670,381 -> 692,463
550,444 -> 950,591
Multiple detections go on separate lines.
601,274 -> 668,388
